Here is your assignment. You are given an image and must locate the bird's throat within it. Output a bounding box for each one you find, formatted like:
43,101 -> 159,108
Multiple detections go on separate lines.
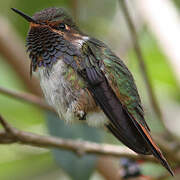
26,26 -> 81,74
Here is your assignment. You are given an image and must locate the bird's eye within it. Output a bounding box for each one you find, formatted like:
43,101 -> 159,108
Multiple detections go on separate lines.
57,23 -> 66,30
52,23 -> 68,31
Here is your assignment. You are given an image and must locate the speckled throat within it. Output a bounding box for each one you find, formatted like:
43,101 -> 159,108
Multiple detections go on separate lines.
26,26 -> 80,74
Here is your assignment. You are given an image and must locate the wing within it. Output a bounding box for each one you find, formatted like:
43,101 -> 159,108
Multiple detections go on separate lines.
78,38 -> 173,175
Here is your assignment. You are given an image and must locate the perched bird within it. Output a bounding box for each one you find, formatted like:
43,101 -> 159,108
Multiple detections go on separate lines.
12,7 -> 173,175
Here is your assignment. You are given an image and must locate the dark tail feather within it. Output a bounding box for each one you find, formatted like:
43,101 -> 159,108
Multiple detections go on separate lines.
106,123 -> 151,155
88,78 -> 174,176
122,106 -> 174,176
135,122 -> 174,176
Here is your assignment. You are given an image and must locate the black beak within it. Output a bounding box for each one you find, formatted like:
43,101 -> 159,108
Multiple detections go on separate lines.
11,8 -> 38,24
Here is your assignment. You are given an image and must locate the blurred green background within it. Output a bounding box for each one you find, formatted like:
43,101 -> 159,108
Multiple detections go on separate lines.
0,0 -> 180,180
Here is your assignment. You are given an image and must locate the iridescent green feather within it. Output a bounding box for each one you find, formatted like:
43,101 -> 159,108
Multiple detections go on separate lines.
87,38 -> 150,131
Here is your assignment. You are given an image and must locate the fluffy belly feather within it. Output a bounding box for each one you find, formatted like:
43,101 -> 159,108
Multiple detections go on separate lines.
35,60 -> 108,127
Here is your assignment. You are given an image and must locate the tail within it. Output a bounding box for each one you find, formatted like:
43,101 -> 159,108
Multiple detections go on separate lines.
88,78 -> 174,176
135,122 -> 174,176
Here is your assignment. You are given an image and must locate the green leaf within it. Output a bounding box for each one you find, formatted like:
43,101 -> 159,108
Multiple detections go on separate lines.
46,112 -> 103,180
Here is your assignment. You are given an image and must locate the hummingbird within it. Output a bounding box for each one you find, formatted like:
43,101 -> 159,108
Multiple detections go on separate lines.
12,7 -> 173,176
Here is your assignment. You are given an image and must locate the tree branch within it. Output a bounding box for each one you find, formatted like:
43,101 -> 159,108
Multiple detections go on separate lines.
0,85 -> 179,164
0,115 -> 156,162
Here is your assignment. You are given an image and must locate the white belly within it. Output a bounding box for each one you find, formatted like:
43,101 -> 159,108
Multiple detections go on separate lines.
35,60 -> 108,127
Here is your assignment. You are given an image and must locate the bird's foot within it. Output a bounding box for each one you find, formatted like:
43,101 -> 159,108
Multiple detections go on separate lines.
76,110 -> 86,120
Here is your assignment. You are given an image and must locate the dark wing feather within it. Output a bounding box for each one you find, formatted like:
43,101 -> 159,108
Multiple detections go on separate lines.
89,38 -> 150,131
88,77 -> 151,155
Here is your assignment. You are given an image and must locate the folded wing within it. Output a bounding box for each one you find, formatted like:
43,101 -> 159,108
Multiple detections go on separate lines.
79,38 -> 173,176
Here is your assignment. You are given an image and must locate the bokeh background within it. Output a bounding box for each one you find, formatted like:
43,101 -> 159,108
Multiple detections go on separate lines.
0,0 -> 180,179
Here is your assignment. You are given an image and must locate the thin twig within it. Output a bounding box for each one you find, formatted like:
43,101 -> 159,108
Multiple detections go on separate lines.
71,0 -> 78,21
0,115 -> 156,162
0,86 -> 54,112
0,115 -> 15,133
118,0 -> 173,136
136,0 -> 180,84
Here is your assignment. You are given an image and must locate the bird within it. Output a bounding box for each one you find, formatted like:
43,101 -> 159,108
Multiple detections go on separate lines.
11,7 -> 173,176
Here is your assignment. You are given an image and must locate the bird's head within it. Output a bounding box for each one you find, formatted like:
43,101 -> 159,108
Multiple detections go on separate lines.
11,7 -> 86,73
